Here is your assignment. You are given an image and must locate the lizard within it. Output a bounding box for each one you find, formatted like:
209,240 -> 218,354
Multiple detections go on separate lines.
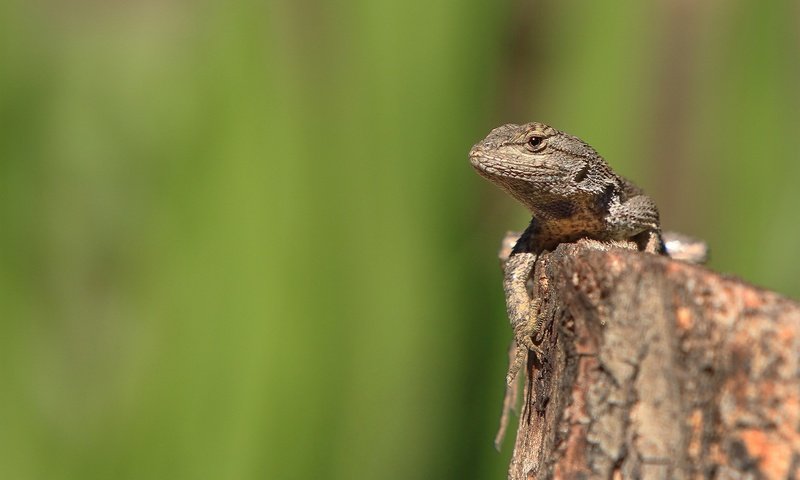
469,122 -> 707,448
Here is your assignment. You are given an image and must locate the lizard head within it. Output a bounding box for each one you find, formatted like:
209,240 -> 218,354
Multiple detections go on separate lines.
469,122 -> 603,212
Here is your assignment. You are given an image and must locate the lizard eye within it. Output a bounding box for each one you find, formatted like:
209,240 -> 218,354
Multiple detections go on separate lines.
525,136 -> 546,152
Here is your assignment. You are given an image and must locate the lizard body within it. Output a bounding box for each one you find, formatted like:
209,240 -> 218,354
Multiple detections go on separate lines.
469,122 -> 706,448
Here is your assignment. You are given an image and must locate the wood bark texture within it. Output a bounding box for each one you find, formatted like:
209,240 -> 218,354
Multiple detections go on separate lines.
509,240 -> 800,480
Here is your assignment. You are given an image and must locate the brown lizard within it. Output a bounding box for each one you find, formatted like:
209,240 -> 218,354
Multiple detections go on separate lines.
469,122 -> 707,448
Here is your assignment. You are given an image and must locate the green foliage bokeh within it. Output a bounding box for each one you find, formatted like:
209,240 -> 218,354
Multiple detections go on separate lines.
1,1 -> 798,479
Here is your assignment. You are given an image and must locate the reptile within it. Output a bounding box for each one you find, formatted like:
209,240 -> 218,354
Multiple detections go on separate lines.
469,122 -> 707,448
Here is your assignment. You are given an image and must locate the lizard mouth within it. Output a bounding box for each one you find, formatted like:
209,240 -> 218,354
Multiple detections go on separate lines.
470,151 -> 562,182
469,152 -> 502,180
470,145 -> 514,176
469,148 -> 493,175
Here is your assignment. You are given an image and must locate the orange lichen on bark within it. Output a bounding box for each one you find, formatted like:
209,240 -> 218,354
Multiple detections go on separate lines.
675,306 -> 693,331
742,288 -> 763,309
556,356 -> 596,479
739,429 -> 792,480
687,409 -> 703,458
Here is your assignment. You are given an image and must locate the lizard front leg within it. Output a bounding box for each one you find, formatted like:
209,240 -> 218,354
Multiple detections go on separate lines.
494,248 -> 542,449
495,231 -> 528,449
608,193 -> 665,254
503,251 -> 543,385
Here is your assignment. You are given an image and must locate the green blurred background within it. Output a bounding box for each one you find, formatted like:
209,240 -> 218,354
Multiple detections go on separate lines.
1,0 -> 798,478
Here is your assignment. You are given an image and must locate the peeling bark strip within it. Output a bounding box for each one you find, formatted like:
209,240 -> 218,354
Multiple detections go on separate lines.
509,240 -> 800,480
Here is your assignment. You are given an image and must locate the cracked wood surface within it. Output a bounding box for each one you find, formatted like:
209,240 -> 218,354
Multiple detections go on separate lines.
509,240 -> 800,480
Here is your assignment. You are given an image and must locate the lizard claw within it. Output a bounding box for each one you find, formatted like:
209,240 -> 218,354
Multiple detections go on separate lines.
520,335 -> 544,357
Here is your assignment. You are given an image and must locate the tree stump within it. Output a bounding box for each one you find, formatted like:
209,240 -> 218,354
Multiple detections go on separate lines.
509,240 -> 800,480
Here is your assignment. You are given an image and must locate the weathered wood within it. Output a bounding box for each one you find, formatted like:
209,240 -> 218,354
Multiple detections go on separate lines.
509,240 -> 800,480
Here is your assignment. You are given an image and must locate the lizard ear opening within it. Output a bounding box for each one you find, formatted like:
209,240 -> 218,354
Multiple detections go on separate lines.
574,165 -> 590,182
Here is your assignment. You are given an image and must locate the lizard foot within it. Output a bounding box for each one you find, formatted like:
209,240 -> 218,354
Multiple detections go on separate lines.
505,337 -> 544,386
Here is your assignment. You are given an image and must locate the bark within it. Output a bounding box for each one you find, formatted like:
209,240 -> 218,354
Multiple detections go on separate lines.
509,240 -> 800,480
